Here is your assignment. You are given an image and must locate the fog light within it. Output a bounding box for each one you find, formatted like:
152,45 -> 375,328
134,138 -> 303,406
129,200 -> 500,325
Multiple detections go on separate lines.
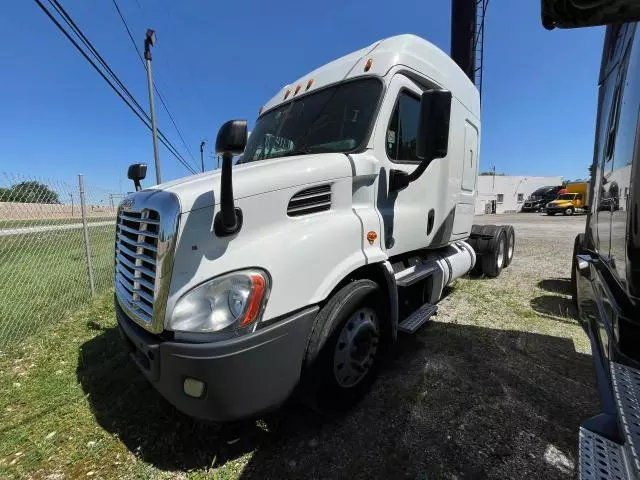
183,378 -> 205,398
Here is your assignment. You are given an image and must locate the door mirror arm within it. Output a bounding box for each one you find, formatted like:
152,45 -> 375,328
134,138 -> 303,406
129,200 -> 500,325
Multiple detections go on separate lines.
390,90 -> 451,192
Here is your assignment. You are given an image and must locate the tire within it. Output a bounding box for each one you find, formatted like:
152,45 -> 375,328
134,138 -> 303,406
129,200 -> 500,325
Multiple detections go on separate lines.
503,225 -> 515,268
547,212 -> 556,216
564,207 -> 574,216
571,233 -> 585,307
480,226 -> 507,278
467,224 -> 484,275
302,279 -> 384,413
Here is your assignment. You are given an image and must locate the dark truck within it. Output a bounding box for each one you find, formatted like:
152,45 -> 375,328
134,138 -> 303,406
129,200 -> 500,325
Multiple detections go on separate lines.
520,185 -> 562,212
543,1 -> 640,479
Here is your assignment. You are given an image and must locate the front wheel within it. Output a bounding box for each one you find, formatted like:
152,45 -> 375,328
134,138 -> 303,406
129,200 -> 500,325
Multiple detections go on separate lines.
564,208 -> 574,216
571,233 -> 585,307
302,280 -> 385,413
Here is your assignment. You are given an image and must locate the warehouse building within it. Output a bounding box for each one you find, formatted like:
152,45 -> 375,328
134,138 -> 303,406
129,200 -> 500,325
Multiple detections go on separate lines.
475,175 -> 564,214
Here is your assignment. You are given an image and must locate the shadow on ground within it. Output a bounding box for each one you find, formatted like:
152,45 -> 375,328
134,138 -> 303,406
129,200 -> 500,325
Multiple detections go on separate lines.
77,317 -> 597,479
531,278 -> 578,321
530,295 -> 577,322
538,278 -> 573,296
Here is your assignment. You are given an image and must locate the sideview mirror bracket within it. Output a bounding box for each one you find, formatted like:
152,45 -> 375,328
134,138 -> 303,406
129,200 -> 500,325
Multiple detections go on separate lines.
214,119 -> 248,237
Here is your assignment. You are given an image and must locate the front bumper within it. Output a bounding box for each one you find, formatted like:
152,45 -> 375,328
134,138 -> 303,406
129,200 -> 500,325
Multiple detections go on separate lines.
546,206 -> 568,214
521,204 -> 541,212
116,299 -> 319,422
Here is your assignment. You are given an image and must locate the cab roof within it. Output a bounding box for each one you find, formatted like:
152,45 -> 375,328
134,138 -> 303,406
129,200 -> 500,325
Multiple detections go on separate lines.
261,34 -> 480,119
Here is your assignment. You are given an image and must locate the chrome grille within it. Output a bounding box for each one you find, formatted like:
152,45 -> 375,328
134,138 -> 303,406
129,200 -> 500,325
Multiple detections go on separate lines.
115,209 -> 160,324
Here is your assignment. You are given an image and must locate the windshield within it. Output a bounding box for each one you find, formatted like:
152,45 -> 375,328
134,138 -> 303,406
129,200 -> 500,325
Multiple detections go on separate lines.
557,193 -> 577,200
239,78 -> 382,164
531,187 -> 556,197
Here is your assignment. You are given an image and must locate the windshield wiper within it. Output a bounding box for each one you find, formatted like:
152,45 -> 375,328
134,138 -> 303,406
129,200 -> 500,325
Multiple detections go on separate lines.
278,146 -> 333,158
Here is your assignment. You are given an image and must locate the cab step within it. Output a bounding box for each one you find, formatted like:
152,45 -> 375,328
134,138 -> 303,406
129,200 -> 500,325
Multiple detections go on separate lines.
398,303 -> 438,334
611,362 -> 640,472
579,427 -> 629,479
394,262 -> 438,287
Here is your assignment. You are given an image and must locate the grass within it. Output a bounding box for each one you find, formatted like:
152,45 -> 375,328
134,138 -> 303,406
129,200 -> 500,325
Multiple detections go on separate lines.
0,217 -> 115,229
0,255 -> 597,479
0,225 -> 115,348
0,294 -> 250,479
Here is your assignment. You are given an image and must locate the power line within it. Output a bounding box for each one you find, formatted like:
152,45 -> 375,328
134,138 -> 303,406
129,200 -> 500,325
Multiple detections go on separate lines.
111,0 -> 200,172
47,0 -> 194,174
34,0 -> 196,174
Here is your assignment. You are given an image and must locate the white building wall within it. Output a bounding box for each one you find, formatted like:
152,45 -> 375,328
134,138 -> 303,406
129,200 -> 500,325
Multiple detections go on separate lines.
475,175 -> 563,214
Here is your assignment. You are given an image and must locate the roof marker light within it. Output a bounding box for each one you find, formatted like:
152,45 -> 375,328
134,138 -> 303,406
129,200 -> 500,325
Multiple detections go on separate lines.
259,106 -> 264,115
294,84 -> 301,95
364,58 -> 373,72
284,89 -> 291,100
306,79 -> 314,90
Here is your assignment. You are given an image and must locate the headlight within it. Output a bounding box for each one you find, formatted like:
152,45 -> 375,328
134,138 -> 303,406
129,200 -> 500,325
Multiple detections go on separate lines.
169,269 -> 270,335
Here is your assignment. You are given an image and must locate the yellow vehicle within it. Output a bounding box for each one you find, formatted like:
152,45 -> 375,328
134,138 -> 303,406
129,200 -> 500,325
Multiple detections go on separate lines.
546,181 -> 589,216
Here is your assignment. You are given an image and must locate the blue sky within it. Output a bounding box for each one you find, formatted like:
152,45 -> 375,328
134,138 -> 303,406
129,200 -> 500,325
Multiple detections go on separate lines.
0,0 -> 603,192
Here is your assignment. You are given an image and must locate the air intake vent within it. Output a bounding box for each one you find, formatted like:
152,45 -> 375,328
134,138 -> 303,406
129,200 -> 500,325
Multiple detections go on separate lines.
287,184 -> 332,217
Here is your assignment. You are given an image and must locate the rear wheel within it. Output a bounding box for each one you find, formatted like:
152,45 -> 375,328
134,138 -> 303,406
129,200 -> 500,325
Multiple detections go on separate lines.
564,207 -> 574,216
302,280 -> 384,413
503,225 -> 515,268
479,226 -> 507,278
547,211 -> 556,216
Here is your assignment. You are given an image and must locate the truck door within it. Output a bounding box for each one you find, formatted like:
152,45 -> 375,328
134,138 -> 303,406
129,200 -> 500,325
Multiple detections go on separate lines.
596,24 -> 633,259
373,73 -> 441,255
461,122 -> 478,192
608,25 -> 638,287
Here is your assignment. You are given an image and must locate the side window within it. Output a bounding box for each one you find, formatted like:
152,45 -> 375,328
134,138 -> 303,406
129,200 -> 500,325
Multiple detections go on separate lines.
497,194 -> 504,203
386,91 -> 421,162
605,37 -> 632,166
517,193 -> 524,202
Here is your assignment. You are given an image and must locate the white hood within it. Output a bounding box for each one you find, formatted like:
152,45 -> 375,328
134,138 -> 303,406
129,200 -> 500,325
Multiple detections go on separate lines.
152,153 -> 354,213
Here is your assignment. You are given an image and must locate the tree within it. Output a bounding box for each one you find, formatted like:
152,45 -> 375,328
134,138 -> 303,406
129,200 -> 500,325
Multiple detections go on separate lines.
0,181 -> 60,204
479,171 -> 506,176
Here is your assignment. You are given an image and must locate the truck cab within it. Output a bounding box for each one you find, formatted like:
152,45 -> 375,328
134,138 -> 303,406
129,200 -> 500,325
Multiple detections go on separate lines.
546,194 -> 584,215
545,8 -> 640,478
115,34 -> 512,422
521,185 -> 561,212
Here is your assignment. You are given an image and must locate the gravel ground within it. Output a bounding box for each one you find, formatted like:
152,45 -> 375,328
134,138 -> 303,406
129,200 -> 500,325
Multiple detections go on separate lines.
228,213 -> 597,479
2,212 -> 596,479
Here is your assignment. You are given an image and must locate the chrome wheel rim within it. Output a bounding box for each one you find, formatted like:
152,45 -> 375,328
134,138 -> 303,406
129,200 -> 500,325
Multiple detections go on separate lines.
497,236 -> 505,268
507,232 -> 514,260
333,307 -> 379,388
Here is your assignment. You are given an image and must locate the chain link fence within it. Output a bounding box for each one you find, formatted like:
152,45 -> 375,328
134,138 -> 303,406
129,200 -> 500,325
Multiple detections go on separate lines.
0,172 -> 124,350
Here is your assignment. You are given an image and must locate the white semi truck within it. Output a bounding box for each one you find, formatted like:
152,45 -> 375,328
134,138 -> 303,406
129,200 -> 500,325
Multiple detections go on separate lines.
115,34 -> 514,422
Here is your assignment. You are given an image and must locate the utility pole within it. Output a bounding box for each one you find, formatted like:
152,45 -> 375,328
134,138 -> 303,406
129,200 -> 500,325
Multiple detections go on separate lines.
200,141 -> 206,172
69,193 -> 74,217
144,29 -> 161,184
492,165 -> 496,190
